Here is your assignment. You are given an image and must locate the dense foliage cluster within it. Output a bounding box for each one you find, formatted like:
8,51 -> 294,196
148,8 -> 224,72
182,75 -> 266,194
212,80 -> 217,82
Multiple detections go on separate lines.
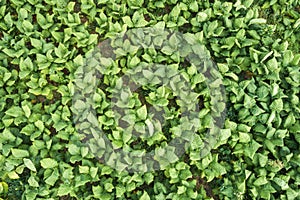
0,0 -> 299,199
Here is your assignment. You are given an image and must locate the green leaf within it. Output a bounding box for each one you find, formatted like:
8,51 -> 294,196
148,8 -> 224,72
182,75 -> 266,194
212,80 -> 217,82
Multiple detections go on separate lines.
161,45 -> 174,55
179,169 -> 192,180
79,166 -> 89,174
189,1 -> 198,12
81,146 -> 89,157
253,176 -> 268,186
144,173 -> 154,184
36,13 -> 46,26
237,124 -> 251,132
239,132 -> 251,143
22,20 -> 33,31
122,16 -> 133,27
116,185 -> 126,198
129,55 -> 140,67
0,182 -> 8,194
54,43 -> 67,58
284,113 -> 296,128
28,176 -> 39,187
4,13 -> 13,27
153,21 -> 165,29
142,70 -> 154,80
244,140 -> 262,160
53,121 -> 68,132
7,171 -> 19,179
137,105 -> 147,120
2,128 -> 16,141
197,12 -> 208,22
5,106 -> 24,117
23,158 -> 37,172
104,182 -> 114,192
266,57 -> 278,70
57,184 -> 71,196
21,124 -> 35,135
11,149 -> 29,158
192,73 -> 205,84
286,188 -> 298,200
40,158 -> 58,169
101,166 -> 113,175
145,119 -> 154,136
21,104 -> 31,118
283,50 -> 293,66
20,57 -> 34,71
249,18 -> 266,25
34,120 -> 44,132
270,99 -> 283,112
68,144 -> 80,155
165,149 -> 179,163
273,177 -> 289,190
140,191 -> 151,200
177,186 -> 186,194
30,38 -> 43,49
90,167 -> 98,178
257,153 -> 268,167
220,129 -> 231,141
45,169 -> 59,186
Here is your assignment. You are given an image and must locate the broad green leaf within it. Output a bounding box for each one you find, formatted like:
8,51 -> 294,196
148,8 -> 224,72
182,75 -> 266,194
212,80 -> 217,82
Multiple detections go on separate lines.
177,186 -> 186,194
239,132 -> 251,143
253,176 -> 268,186
20,57 -> 34,71
92,185 -> 102,198
104,182 -> 114,192
129,55 -> 140,67
266,57 -> 278,70
140,191 -> 151,200
244,140 -> 262,160
54,43 -> 67,58
122,16 -> 133,27
22,104 -> 31,118
28,176 -> 39,187
116,185 -> 126,198
40,158 -> 58,169
270,99 -> 283,112
23,158 -> 37,172
45,169 -> 59,186
286,188 -> 298,200
4,13 -> 13,27
2,128 -> 16,141
249,18 -> 266,25
197,12 -> 208,22
137,105 -> 147,120
5,106 -> 24,117
11,149 -> 29,158
220,129 -> 231,141
8,171 -> 19,179
145,119 -> 154,136
283,50 -> 293,66
57,184 -> 71,196
34,120 -> 44,132
68,144 -> 80,155
79,166 -> 89,174
257,153 -> 268,167
273,177 -> 289,190
30,38 -> 43,49
22,20 -> 33,31
53,121 -> 68,132
90,167 -> 98,178
21,124 -> 35,136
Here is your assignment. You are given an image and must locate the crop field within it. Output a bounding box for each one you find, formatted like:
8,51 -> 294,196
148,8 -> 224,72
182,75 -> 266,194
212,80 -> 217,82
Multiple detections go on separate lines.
0,0 -> 299,199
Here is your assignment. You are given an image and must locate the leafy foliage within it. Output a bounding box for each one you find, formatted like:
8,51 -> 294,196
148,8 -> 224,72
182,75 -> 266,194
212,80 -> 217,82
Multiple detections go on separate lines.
0,0 -> 299,199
